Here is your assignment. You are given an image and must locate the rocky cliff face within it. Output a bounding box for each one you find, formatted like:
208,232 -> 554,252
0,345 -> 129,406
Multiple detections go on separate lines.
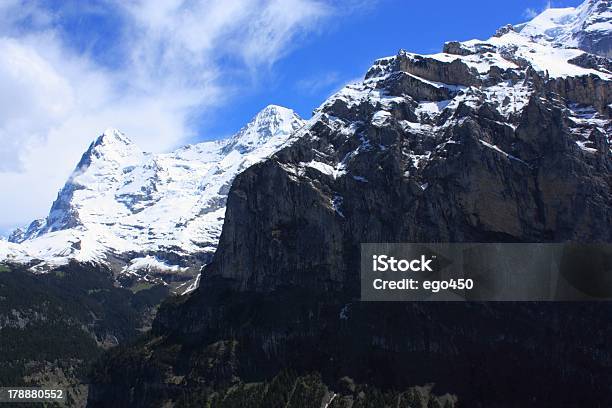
204,34 -> 611,296
89,2 -> 612,406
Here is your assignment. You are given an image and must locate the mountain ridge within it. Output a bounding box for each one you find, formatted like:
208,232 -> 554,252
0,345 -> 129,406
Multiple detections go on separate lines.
2,105 -> 304,291
516,0 -> 611,58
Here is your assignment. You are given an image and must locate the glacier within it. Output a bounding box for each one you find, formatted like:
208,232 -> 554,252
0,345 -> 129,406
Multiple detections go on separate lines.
1,105 -> 303,290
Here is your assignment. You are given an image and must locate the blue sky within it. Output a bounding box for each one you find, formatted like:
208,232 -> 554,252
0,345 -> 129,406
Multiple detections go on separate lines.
198,0 -> 581,138
14,0 -> 580,140
0,0 -> 582,232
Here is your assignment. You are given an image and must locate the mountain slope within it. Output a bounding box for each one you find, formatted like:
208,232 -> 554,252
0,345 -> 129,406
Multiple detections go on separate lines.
0,262 -> 169,406
191,9 -> 611,295
89,1 -> 612,406
516,0 -> 612,57
2,105 -> 303,290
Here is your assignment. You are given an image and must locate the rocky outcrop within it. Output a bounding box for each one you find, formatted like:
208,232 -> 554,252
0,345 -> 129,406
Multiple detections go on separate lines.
574,0 -> 612,58
378,71 -> 454,101
547,73 -> 612,113
8,218 -> 46,243
442,41 -> 474,56
569,52 -> 612,73
7,228 -> 24,244
395,51 -> 480,87
493,24 -> 515,37
578,28 -> 612,58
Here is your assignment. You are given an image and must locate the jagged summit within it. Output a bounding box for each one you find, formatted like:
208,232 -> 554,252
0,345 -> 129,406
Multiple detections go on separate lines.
76,128 -> 142,168
258,104 -> 295,115
516,0 -> 611,57
224,104 -> 304,154
97,128 -> 134,145
2,106 -> 304,291
87,129 -> 139,160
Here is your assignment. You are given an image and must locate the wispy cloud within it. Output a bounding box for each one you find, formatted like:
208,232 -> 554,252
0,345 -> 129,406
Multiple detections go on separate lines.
296,72 -> 341,94
0,0 -> 366,228
523,8 -> 539,19
523,1 -> 552,20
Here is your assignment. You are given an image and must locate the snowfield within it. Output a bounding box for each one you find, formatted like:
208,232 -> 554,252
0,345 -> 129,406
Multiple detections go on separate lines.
3,105 -> 304,285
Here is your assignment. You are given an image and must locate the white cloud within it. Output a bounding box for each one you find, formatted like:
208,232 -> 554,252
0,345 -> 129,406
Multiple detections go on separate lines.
523,8 -> 539,19
238,0 -> 332,66
296,71 -> 341,94
523,1 -> 552,20
0,0 -> 352,229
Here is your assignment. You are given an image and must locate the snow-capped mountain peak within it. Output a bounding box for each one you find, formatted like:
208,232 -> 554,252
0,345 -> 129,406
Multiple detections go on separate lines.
3,106 -> 304,291
97,128 -> 135,147
516,0 -> 611,57
77,128 -> 143,169
224,104 -> 304,154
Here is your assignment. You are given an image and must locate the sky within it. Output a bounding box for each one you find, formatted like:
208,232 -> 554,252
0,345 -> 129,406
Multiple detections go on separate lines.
0,0 -> 582,234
